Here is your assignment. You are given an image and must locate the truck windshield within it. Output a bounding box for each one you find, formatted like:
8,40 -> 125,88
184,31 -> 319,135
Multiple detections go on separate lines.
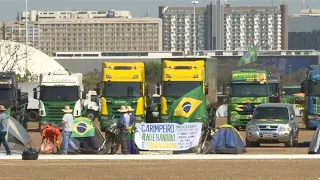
283,88 -> 300,95
309,81 -> 320,96
40,86 -> 79,101
231,83 -> 268,97
163,81 -> 201,97
253,107 -> 289,119
268,83 -> 278,97
103,82 -> 141,98
0,89 -> 14,100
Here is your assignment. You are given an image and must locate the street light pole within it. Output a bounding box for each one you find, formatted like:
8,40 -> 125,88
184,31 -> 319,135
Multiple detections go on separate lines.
25,0 -> 28,74
192,1 -> 198,57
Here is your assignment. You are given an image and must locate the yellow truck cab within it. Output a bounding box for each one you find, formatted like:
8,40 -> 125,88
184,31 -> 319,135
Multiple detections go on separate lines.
96,62 -> 146,131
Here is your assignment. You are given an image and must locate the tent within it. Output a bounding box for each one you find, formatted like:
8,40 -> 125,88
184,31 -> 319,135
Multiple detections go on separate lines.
0,117 -> 35,155
210,124 -> 246,154
60,117 -> 107,154
216,104 -> 228,118
308,126 -> 320,154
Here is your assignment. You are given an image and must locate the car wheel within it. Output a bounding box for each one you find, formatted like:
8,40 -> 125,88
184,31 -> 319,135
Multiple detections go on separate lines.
284,134 -> 294,148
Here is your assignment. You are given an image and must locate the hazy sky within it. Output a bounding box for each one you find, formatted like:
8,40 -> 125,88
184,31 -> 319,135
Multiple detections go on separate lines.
1,0 -> 320,21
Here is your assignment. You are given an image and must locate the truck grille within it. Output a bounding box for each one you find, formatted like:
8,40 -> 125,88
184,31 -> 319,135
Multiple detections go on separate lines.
45,102 -> 76,121
258,125 -> 278,131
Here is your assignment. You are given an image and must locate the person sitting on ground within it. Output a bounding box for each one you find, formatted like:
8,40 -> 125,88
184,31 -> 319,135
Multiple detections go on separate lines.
40,121 -> 61,154
0,105 -> 11,155
59,106 -> 80,155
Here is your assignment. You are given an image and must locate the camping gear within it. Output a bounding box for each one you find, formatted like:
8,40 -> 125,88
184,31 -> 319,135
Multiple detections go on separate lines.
308,126 -> 320,154
210,124 -> 246,154
0,117 -> 35,154
59,117 -> 107,154
22,148 -> 38,160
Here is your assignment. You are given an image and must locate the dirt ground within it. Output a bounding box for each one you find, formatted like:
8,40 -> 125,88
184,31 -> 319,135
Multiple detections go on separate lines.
27,117 -> 315,154
1,160 -> 320,180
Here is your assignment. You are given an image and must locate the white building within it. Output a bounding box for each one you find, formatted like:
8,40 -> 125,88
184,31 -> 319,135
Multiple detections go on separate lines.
17,10 -> 132,21
159,6 -> 211,55
222,4 -> 288,51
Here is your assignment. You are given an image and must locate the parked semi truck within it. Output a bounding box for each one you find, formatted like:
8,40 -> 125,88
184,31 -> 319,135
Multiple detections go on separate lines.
18,82 -> 40,122
301,65 -> 320,129
267,72 -> 281,103
33,70 -> 84,128
82,90 -> 100,120
159,57 -> 217,127
282,85 -> 302,103
0,72 -> 28,129
96,62 -> 146,131
228,69 -> 269,129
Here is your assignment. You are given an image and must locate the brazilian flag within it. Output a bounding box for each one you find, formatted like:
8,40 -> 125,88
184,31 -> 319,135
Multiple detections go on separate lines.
238,47 -> 258,66
72,117 -> 95,138
168,86 -> 207,123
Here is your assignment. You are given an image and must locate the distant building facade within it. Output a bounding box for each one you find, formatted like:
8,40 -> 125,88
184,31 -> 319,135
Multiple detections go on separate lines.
159,5 -> 212,55
1,10 -> 162,56
220,3 -> 288,51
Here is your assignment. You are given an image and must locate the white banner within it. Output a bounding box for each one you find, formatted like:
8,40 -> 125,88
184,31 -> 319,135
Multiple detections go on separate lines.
134,123 -> 203,151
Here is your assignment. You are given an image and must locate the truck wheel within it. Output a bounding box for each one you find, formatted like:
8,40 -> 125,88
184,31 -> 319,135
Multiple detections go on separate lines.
27,111 -> 39,122
284,134 -> 294,148
87,111 -> 96,121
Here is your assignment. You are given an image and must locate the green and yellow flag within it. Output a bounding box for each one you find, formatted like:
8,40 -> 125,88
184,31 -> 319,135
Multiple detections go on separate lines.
168,86 -> 207,123
72,117 -> 95,138
238,47 -> 258,66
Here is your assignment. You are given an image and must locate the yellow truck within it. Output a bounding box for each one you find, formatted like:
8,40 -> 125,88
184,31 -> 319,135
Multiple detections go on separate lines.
159,57 -> 217,126
96,62 -> 146,131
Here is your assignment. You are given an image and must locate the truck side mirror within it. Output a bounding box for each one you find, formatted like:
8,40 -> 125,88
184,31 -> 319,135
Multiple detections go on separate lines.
95,87 -> 100,95
205,83 -> 208,95
17,89 -> 21,97
156,87 -> 160,95
301,81 -> 306,93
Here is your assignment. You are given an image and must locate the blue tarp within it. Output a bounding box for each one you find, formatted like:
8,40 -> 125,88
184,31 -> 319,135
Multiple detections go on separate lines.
210,124 -> 246,154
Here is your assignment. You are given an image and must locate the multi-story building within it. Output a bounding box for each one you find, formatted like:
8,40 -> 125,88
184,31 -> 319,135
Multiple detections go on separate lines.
159,5 -> 212,55
17,10 -> 132,21
220,3 -> 288,51
288,9 -> 320,49
2,10 -> 162,56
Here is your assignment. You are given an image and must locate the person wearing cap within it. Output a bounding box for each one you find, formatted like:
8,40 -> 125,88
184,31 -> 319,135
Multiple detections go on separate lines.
0,105 -> 10,155
59,106 -> 80,155
117,106 -> 129,154
126,106 -> 139,154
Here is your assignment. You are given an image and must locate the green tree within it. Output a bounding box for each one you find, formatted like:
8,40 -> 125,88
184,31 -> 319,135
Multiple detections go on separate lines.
82,69 -> 101,93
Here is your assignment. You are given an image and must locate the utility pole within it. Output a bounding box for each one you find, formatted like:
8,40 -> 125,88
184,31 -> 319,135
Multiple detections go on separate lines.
25,0 -> 28,74
192,1 -> 199,57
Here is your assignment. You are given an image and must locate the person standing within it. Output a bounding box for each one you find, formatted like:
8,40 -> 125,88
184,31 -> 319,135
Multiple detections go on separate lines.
126,106 -> 139,154
59,106 -> 80,155
117,106 -> 129,154
0,105 -> 11,155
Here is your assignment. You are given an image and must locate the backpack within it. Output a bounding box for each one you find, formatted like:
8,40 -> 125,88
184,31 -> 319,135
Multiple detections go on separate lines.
22,148 -> 39,160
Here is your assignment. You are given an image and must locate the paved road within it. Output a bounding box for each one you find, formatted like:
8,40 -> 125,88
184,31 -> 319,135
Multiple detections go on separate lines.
2,160 -> 320,180
27,117 -> 315,154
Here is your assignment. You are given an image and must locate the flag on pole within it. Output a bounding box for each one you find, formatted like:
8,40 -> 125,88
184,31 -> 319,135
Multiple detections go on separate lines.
238,47 -> 258,66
